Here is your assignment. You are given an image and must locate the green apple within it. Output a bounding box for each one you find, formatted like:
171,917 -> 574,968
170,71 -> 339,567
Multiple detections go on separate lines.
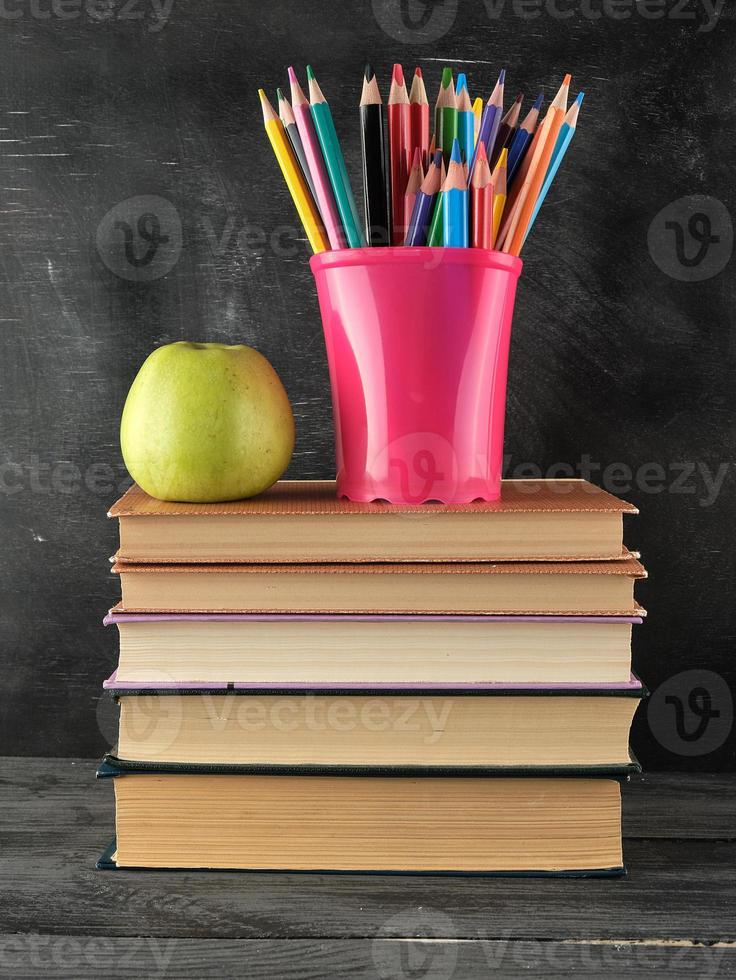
121,342 -> 295,502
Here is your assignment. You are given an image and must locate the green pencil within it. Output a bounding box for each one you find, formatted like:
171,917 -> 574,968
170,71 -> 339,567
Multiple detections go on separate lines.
307,66 -> 366,248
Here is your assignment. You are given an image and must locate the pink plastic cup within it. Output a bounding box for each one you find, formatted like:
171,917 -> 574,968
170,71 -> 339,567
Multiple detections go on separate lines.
310,247 -> 523,504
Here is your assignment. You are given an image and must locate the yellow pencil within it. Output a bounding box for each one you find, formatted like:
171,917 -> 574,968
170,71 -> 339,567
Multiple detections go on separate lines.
259,89 -> 329,254
472,96 -> 483,145
491,148 -> 507,246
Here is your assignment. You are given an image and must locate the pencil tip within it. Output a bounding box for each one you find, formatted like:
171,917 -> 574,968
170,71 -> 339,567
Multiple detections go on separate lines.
257,88 -> 267,102
414,66 -> 422,78
392,63 -> 404,85
575,91 -> 585,105
497,147 -> 508,167
475,138 -> 488,161
433,149 -> 442,168
441,66 -> 453,88
533,90 -> 544,109
287,66 -> 298,85
306,65 -> 315,81
562,72 -> 572,86
514,91 -> 523,103
364,63 -> 374,81
276,87 -> 284,102
412,146 -> 422,167
457,72 -> 467,93
498,68 -> 506,84
450,137 -> 461,163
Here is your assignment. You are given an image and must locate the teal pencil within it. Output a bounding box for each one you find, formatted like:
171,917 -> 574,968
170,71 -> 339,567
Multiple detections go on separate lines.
307,66 -> 366,248
523,92 -> 583,245
442,139 -> 469,247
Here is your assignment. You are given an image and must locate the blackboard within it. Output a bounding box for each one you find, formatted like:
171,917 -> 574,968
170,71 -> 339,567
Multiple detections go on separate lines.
0,0 -> 733,768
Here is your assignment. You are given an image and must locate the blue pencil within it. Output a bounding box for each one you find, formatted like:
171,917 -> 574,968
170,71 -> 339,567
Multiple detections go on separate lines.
443,139 -> 469,247
523,93 -> 583,244
468,69 -> 504,180
507,91 -> 543,184
405,150 -> 443,245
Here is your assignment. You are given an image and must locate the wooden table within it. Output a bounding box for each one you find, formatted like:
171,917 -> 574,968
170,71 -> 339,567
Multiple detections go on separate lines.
2,760 -> 734,978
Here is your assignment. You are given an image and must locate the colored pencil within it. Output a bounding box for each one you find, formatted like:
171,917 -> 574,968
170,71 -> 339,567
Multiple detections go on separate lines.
404,149 -> 442,246
359,64 -> 390,246
258,89 -> 329,254
456,82 -> 475,167
472,96 -> 483,144
490,91 -> 522,167
434,67 -> 453,145
506,90 -> 543,184
388,63 -> 411,245
523,92 -> 583,245
491,148 -> 507,246
409,67 -> 430,167
501,73 -> 570,255
470,140 -> 493,249
426,155 -> 447,246
403,147 -> 424,238
428,133 -> 436,158
277,87 -> 319,206
288,67 -> 345,250
468,68 -> 505,180
501,88 -> 556,232
442,139 -> 469,247
440,78 -> 458,164
307,66 -> 366,248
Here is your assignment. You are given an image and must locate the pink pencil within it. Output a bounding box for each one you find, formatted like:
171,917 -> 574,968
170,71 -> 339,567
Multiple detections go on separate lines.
288,66 -> 346,249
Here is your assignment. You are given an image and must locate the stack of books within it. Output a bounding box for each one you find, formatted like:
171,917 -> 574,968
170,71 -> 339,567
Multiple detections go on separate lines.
97,479 -> 646,876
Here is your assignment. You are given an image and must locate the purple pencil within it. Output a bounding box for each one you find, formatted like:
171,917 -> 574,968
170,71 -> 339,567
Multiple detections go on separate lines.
404,150 -> 442,245
468,69 -> 505,182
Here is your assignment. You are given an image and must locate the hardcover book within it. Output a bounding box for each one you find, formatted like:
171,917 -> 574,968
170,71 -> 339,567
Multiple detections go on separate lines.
109,479 -> 637,563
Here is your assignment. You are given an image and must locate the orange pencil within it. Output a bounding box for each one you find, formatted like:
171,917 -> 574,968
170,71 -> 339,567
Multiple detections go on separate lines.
388,63 -> 411,245
499,74 -> 570,252
471,140 -> 493,249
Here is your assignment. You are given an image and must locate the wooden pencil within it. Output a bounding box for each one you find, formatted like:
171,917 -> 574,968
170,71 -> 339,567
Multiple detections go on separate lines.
507,90 -> 543,184
440,75 -> 458,164
470,140 -> 493,249
456,82 -> 475,167
434,67 -> 453,146
502,73 -> 570,255
442,138 -> 469,247
523,92 -> 583,246
307,66 -> 366,248
258,89 -> 329,254
469,68 -> 505,181
288,67 -> 345,250
403,147 -> 424,239
404,149 -> 442,245
490,91 -> 523,167
359,64 -> 390,246
472,96 -> 483,144
426,155 -> 446,246
409,67 -> 430,167
277,87 -> 319,206
491,147 -> 507,246
388,63 -> 411,245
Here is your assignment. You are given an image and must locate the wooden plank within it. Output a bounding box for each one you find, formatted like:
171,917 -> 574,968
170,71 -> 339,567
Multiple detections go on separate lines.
2,761 -> 735,943
0,936 -> 733,979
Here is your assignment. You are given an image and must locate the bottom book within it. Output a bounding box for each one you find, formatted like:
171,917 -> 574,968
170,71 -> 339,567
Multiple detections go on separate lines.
97,766 -> 627,875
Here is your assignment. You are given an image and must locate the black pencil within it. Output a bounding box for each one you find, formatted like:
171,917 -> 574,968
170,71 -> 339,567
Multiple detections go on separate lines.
359,64 -> 390,246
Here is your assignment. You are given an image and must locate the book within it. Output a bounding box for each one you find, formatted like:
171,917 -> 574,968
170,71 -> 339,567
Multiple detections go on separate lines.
109,479 -> 636,563
105,612 -> 642,685
107,683 -> 644,767
97,767 -> 627,874
111,556 -> 646,615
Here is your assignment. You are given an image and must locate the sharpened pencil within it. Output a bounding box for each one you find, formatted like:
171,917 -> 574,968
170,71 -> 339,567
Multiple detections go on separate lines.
523,92 -> 583,246
259,88 -> 329,254
472,96 -> 483,144
456,82 -> 475,168
288,67 -> 345,250
491,147 -> 507,246
360,64 -> 390,246
404,149 -> 442,246
469,68 -> 505,181
307,66 -> 366,248
277,87 -> 319,206
507,90 -> 543,184
388,63 -> 411,245
426,155 -> 446,246
403,147 -> 424,240
409,67 -> 430,167
490,91 -> 522,167
442,138 -> 469,247
471,140 -> 493,249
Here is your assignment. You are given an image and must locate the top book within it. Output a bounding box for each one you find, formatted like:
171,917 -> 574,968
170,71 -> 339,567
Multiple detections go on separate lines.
109,479 -> 636,564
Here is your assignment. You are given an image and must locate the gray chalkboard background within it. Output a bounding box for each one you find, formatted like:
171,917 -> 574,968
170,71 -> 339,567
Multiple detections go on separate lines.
0,0 -> 734,768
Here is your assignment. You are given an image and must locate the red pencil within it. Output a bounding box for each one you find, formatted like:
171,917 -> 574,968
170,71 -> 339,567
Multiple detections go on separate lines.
409,67 -> 430,168
471,140 -> 493,249
403,146 -> 424,239
388,63 -> 411,245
